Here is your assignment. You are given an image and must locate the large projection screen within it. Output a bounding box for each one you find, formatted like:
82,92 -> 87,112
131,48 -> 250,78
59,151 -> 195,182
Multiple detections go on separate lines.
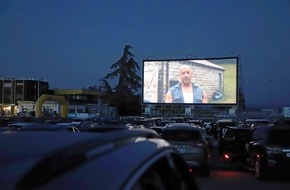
142,57 -> 239,105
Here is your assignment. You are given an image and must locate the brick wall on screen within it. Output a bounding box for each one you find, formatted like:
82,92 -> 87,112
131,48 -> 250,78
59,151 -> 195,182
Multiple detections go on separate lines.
167,61 -> 224,101
143,61 -> 224,102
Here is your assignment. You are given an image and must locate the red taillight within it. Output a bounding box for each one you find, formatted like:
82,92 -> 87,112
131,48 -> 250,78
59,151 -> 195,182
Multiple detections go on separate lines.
223,153 -> 231,160
189,168 -> 193,173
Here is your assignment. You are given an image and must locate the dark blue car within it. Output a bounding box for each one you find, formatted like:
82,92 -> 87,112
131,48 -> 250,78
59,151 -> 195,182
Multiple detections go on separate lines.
0,129 -> 199,189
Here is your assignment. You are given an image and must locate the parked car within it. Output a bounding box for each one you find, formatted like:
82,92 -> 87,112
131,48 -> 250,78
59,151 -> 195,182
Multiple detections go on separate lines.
161,123 -> 210,176
187,119 -> 204,128
202,118 -> 214,132
196,126 -> 214,149
4,122 -> 42,130
149,126 -> 164,136
157,120 -> 173,127
169,117 -> 185,123
0,129 -> 199,190
242,118 -> 270,128
1,122 -> 80,132
246,124 -> 290,180
218,125 -> 252,163
209,119 -> 237,140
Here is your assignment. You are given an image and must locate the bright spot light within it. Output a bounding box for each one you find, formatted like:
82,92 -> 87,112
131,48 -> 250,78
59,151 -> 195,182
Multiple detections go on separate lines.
224,153 -> 230,160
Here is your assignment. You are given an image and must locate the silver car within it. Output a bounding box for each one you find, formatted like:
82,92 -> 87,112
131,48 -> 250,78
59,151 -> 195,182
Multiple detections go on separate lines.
162,123 -> 210,176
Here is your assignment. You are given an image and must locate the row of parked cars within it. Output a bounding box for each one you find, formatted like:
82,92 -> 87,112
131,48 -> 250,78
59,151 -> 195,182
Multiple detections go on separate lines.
0,117 -> 211,190
1,117 -> 213,177
0,127 -> 200,190
217,118 -> 290,180
1,115 -> 289,190
135,116 -> 290,181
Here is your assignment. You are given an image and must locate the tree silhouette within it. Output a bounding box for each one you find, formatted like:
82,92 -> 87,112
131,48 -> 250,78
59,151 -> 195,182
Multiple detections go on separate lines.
99,79 -> 113,94
100,45 -> 142,115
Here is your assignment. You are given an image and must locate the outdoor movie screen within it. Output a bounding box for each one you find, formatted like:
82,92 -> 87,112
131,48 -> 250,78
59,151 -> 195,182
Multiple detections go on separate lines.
142,57 -> 239,105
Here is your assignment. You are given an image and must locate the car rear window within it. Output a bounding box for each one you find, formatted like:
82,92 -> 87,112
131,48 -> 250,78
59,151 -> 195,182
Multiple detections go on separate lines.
222,129 -> 235,138
163,130 -> 201,141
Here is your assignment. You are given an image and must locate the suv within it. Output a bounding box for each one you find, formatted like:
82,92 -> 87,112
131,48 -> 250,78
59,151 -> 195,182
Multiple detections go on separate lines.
247,125 -> 290,180
161,123 -> 210,176
0,129 -> 199,190
218,125 -> 252,163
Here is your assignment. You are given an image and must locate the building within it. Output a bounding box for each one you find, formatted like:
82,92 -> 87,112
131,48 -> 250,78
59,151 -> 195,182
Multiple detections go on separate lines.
0,77 -> 49,116
0,77 -> 117,119
53,89 -> 117,119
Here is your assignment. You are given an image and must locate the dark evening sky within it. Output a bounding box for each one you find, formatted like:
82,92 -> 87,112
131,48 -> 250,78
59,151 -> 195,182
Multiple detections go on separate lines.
1,0 -> 290,108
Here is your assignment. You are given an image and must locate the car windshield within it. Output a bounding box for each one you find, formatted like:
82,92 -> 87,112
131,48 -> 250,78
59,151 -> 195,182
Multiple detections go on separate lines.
268,130 -> 290,146
163,130 -> 201,141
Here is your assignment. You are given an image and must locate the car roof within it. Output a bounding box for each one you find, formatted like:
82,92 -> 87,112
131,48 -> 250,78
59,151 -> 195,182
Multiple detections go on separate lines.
164,123 -> 200,130
7,122 -> 43,127
244,118 -> 269,122
224,125 -> 252,130
0,129 -> 176,190
187,119 -> 203,124
22,124 -> 77,131
216,119 -> 235,123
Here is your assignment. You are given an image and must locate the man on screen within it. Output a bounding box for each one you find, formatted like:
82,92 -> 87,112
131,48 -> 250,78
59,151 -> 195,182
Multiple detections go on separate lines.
165,64 -> 208,103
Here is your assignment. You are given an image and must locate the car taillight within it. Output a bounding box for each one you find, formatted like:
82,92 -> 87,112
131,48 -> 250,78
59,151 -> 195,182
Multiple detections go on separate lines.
222,153 -> 231,161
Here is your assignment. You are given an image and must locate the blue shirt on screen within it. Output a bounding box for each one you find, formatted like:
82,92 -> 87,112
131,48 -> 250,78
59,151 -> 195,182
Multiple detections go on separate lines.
169,82 -> 204,103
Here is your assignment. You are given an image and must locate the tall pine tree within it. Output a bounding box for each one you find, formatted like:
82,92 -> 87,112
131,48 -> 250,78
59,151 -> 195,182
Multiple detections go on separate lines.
100,45 -> 141,115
